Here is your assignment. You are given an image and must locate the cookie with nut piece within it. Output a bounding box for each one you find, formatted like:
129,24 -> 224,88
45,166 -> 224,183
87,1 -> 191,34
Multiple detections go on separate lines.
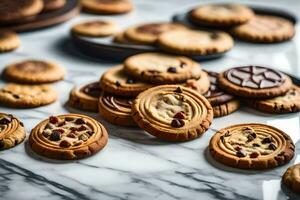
132,85 -> 213,142
29,114 -> 108,160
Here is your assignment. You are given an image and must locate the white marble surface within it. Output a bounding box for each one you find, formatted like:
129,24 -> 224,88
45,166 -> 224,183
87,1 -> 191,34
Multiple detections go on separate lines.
1,0 -> 300,199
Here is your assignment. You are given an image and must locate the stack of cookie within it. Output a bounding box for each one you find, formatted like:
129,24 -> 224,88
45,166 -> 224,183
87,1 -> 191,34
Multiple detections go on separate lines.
189,3 -> 295,43
0,60 -> 65,108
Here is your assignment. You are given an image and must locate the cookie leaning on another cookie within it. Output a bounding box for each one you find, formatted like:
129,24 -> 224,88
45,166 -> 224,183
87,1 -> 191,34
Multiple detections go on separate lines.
132,85 -> 213,142
2,60 -> 65,84
68,82 -> 102,112
210,123 -> 295,169
0,113 -> 26,150
29,114 -> 108,160
81,0 -> 133,15
0,83 -> 58,108
72,20 -> 118,37
282,163 -> 300,194
0,32 -> 20,53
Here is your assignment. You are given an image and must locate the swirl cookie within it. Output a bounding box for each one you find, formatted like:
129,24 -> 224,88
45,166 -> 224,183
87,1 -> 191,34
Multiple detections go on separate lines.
204,71 -> 240,117
0,113 -> 26,150
0,83 -> 57,108
158,29 -> 234,56
210,123 -> 295,169
3,60 -> 65,84
71,20 -> 118,37
124,53 -> 202,84
132,85 -> 213,142
247,85 -> 300,114
124,23 -> 188,45
190,3 -> 254,27
218,66 -> 292,98
282,163 -> 300,194
99,93 -> 135,126
81,0 -> 133,15
0,32 -> 20,53
29,114 -> 108,160
68,82 -> 102,112
232,15 -> 295,43
99,65 -> 153,97
0,0 -> 44,23
43,0 -> 66,12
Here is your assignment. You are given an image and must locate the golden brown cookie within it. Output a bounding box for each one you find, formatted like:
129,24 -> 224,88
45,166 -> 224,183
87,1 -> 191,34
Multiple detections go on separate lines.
29,114 -> 108,160
124,53 -> 202,84
132,85 -> 213,142
218,66 -> 293,98
81,0 -> 133,15
43,0 -> 66,12
210,123 -> 295,169
113,31 -> 137,45
282,163 -> 300,194
158,29 -> 234,56
68,82 -> 102,112
98,93 -> 135,126
0,83 -> 58,108
0,32 -> 20,53
247,85 -> 300,114
190,3 -> 254,27
213,99 -> 240,118
182,70 -> 210,94
0,0 -> 44,23
99,65 -> 154,97
2,60 -> 65,84
232,15 -> 295,43
71,20 -> 118,37
0,113 -> 26,150
124,23 -> 188,45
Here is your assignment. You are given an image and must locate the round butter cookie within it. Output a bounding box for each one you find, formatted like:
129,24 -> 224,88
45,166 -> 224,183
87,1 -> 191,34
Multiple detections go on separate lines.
43,0 -> 66,12
72,20 -> 118,37
81,0 -> 133,15
0,32 -> 20,53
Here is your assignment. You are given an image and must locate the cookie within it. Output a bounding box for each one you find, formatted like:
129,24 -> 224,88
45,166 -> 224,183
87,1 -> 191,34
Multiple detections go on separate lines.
113,31 -> 136,45
98,93 -> 135,126
68,82 -> 102,112
132,85 -> 213,142
232,15 -> 295,43
2,60 -> 65,84
213,99 -> 240,118
209,123 -> 295,169
124,53 -> 202,84
0,113 -> 26,150
43,0 -> 66,12
81,0 -> 133,15
218,66 -> 293,98
0,0 -> 44,23
71,20 -> 118,37
282,163 -> 300,194
124,23 -> 188,45
247,85 -> 300,114
99,65 -> 153,97
0,83 -> 58,108
182,70 -> 210,94
158,29 -> 234,56
29,114 -> 108,160
190,3 -> 254,27
0,32 -> 20,53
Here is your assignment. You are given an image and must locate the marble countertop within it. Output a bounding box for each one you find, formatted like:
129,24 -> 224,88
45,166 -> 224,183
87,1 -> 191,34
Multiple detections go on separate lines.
1,0 -> 300,199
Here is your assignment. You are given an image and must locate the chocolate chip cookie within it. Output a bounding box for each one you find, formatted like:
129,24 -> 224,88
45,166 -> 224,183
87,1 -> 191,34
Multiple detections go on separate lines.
0,32 -> 20,53
210,123 -> 295,169
29,114 -> 108,160
158,29 -> 234,56
124,53 -> 202,84
68,82 -> 102,112
190,3 -> 254,27
72,20 -> 118,37
0,83 -> 58,108
81,0 -> 133,15
218,66 -> 292,98
2,60 -> 65,84
0,113 -> 26,150
99,93 -> 135,126
282,163 -> 300,194
132,85 -> 213,142
232,15 -> 295,43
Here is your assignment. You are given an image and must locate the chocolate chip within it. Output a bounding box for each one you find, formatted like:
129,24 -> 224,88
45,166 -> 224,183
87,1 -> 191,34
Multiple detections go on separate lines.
250,152 -> 259,158
13,94 -> 20,99
171,119 -> 185,128
53,129 -> 64,134
234,146 -> 242,151
75,118 -> 86,125
262,137 -> 273,144
19,122 -> 24,127
59,140 -> 71,148
236,150 -> 247,157
220,136 -> 225,143
268,143 -> 277,150
87,131 -> 94,136
180,62 -> 186,68
67,132 -> 76,138
224,131 -> 231,137
49,116 -> 59,124
174,87 -> 183,93
173,111 -> 185,119
116,81 -> 121,87
49,131 -> 61,141
210,32 -> 219,40
0,117 -> 11,125
167,67 -> 177,73
77,125 -> 87,131
126,79 -> 135,84
0,140 -> 4,149
252,143 -> 260,147
247,133 -> 256,142
65,117 -> 75,122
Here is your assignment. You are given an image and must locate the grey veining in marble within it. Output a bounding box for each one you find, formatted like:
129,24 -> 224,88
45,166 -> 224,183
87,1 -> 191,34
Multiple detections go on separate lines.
1,0 -> 300,200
